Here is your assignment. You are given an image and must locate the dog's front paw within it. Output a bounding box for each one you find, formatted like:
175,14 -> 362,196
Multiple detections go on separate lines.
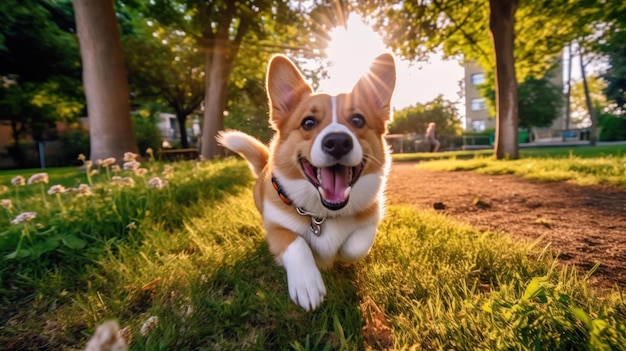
281,236 -> 326,311
287,262 -> 326,311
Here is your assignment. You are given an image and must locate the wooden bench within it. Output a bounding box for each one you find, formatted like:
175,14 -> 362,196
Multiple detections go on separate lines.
157,148 -> 199,161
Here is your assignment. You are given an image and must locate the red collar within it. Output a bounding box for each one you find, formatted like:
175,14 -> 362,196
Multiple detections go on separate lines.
271,174 -> 325,236
271,175 -> 293,206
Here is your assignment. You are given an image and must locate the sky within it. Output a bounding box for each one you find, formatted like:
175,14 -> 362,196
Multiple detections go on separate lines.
316,15 -> 465,113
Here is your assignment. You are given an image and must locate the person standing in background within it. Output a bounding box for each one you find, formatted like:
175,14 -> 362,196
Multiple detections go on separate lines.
425,122 -> 441,152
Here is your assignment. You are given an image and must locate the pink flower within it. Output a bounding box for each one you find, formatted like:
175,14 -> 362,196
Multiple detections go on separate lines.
47,184 -> 65,195
0,199 -> 12,210
123,152 -> 139,162
11,176 -> 25,186
148,177 -> 168,190
11,212 -> 37,225
27,173 -> 49,185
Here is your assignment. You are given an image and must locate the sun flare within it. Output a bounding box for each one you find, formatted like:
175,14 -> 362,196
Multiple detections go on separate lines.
320,15 -> 387,94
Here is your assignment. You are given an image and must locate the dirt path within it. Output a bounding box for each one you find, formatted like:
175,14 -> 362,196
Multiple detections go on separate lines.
386,162 -> 626,289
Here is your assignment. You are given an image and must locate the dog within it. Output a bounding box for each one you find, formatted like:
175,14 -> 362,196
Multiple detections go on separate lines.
217,53 -> 396,310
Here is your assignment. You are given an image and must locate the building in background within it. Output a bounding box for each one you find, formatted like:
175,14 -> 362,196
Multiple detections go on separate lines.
463,60 -> 566,133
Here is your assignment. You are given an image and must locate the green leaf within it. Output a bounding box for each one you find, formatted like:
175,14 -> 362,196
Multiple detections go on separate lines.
522,277 -> 548,302
61,235 -> 86,250
30,236 -> 61,257
571,307 -> 592,329
5,248 -> 31,260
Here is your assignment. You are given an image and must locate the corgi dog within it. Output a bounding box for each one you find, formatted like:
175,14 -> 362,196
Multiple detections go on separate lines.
217,53 -> 396,310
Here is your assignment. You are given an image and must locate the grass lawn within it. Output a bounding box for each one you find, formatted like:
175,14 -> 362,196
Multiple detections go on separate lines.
0,155 -> 625,350
394,144 -> 626,188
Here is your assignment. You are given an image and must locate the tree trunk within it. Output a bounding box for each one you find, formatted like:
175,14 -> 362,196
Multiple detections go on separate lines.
564,43 -> 573,132
579,52 -> 597,146
175,110 -> 190,149
73,0 -> 138,163
9,121 -> 25,167
489,0 -> 519,159
200,41 -> 230,159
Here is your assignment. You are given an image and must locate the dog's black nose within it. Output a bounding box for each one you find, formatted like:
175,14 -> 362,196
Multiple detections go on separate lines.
322,132 -> 353,159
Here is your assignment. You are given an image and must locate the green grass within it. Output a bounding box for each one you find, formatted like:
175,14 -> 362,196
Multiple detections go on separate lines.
392,144 -> 625,162
412,147 -> 626,188
391,144 -> 626,188
1,159 -> 625,350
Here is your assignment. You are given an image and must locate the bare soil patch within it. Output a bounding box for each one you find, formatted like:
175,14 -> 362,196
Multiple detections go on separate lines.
386,162 -> 626,289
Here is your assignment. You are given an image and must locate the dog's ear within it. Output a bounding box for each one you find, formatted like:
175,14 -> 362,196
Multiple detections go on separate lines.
266,55 -> 313,127
352,53 -> 396,120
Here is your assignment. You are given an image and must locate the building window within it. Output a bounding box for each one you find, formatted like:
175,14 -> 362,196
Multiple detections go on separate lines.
472,120 -> 486,132
471,73 -> 485,85
470,98 -> 486,111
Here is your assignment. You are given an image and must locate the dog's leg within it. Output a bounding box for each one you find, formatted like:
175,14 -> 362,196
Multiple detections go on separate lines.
338,224 -> 378,262
268,225 -> 326,310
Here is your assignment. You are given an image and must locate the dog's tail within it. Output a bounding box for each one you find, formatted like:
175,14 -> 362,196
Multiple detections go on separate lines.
217,130 -> 269,178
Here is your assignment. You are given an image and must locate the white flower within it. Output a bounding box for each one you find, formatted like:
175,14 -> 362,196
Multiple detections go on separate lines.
0,185 -> 8,194
47,184 -> 65,195
11,212 -> 37,225
11,176 -> 25,186
84,160 -> 93,168
111,164 -> 121,172
84,320 -> 127,351
112,177 -> 135,187
162,165 -> 174,177
135,168 -> 148,177
123,152 -> 139,162
76,184 -> 92,197
123,161 -> 140,171
27,173 -> 49,185
140,316 -> 159,336
0,199 -> 12,210
78,154 -> 86,161
90,169 -> 99,176
101,157 -> 117,167
147,177 -> 168,190
117,325 -> 133,346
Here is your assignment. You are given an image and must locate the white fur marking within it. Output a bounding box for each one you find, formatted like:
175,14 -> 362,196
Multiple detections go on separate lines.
263,199 -> 309,236
331,96 -> 338,124
310,95 -> 363,167
282,236 -> 326,311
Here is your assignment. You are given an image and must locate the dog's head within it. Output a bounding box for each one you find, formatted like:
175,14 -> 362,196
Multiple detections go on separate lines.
267,54 -> 396,213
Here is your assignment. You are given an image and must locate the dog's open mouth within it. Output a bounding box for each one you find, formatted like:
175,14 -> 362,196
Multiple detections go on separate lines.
300,158 -> 364,210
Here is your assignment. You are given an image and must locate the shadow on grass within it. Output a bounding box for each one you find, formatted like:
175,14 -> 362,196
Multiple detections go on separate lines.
121,241 -> 364,350
0,161 -> 259,349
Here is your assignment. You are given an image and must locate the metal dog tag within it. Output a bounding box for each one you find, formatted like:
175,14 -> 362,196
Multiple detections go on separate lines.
309,217 -> 323,236
297,207 -> 324,237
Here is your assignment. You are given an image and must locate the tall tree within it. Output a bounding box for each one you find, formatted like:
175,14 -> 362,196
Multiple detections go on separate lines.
0,0 -> 83,166
145,0 -> 319,159
481,71 -> 564,130
389,95 -> 462,136
601,29 -> 626,114
121,13 -> 204,148
365,0 -> 589,159
73,0 -> 138,162
488,0 -> 518,158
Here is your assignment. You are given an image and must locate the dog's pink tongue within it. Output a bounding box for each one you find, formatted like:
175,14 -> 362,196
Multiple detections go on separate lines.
320,166 -> 350,204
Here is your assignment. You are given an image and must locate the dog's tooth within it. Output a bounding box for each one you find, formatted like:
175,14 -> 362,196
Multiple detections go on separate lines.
317,168 -> 322,184
318,186 -> 326,199
344,186 -> 351,199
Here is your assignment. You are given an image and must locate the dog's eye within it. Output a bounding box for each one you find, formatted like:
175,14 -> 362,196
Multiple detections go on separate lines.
350,114 -> 366,128
301,116 -> 317,131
